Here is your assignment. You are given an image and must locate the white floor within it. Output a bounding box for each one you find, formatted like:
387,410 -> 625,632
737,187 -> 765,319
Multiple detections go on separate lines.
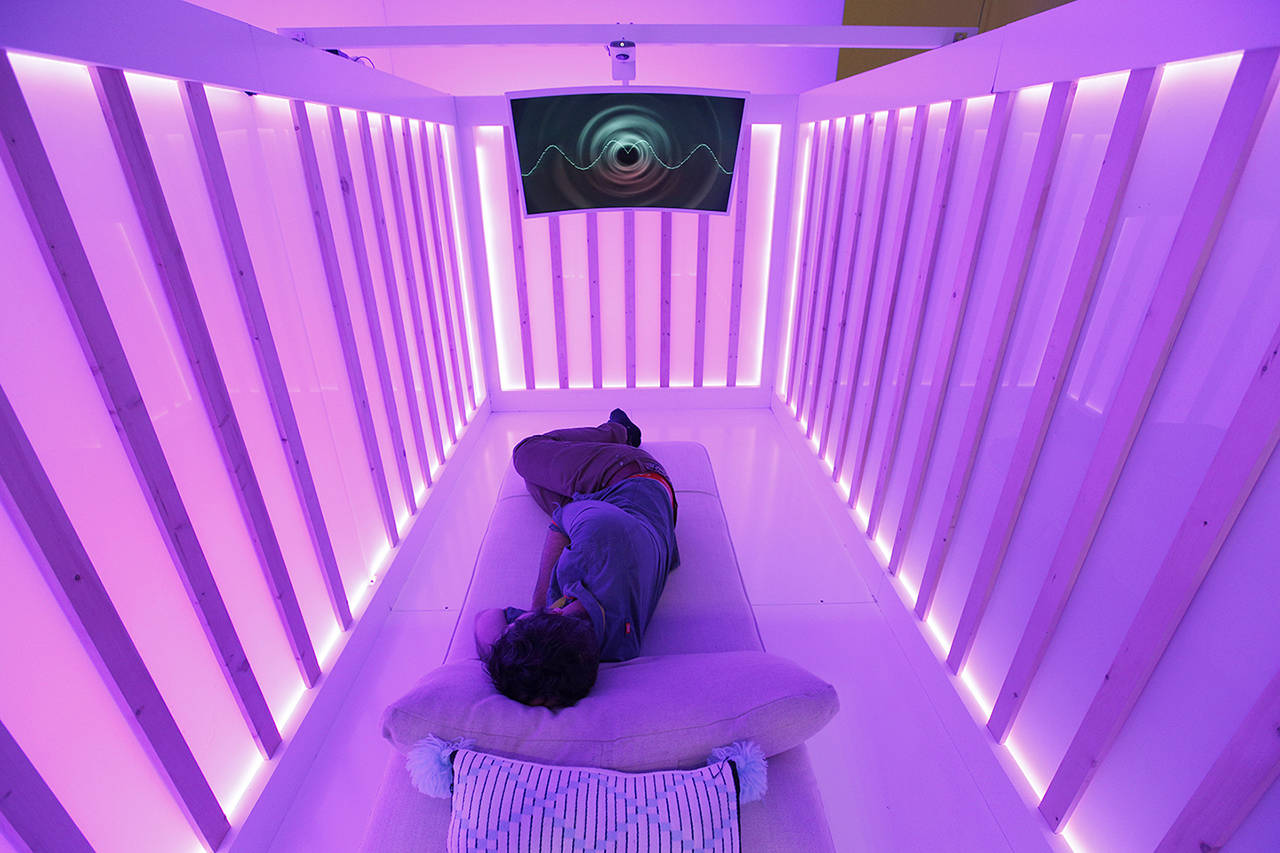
263,407 -> 1045,852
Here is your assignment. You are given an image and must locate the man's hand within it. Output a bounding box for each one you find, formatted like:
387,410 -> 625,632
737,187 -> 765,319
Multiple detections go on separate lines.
532,527 -> 569,610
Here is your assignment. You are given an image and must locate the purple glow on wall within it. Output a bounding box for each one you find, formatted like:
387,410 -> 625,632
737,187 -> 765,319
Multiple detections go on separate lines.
783,35 -> 1280,853
1,34 -> 481,847
4,1 -> 1279,850
476,122 -> 781,391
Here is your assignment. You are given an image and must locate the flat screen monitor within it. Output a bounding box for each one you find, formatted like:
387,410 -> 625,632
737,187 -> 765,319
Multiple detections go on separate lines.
508,87 -> 747,217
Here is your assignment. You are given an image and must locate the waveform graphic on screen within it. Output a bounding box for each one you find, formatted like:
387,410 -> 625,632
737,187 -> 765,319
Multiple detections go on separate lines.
521,141 -> 734,177
510,91 -> 745,215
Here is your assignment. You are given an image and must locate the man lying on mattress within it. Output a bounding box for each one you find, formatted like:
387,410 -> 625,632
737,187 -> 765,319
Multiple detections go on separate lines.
473,410 -> 679,709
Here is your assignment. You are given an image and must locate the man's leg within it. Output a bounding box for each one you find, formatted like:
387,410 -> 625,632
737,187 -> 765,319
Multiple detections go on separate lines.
513,421 -> 639,515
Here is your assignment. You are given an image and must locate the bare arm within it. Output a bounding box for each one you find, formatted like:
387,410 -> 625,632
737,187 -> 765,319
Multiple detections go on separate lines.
532,527 -> 570,610
474,608 -> 508,659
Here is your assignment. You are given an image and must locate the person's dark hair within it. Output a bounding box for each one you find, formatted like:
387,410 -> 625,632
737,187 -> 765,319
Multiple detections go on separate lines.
484,610 -> 600,708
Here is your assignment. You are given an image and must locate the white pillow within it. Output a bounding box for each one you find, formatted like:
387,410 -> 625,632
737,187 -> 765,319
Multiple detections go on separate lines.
380,650 -> 838,771
446,747 -> 742,852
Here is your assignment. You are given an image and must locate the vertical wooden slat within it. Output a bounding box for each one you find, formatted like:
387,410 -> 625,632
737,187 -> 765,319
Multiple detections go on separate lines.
0,718 -> 95,853
184,84 -> 352,630
915,81 -> 1078,638
784,121 -> 828,406
800,115 -> 855,436
693,213 -> 710,387
817,114 -> 874,462
986,67 -> 1162,734
430,123 -> 477,412
586,211 -> 603,388
624,209 -> 637,388
548,214 -> 569,389
0,53 -> 282,761
411,120 -> 459,445
392,117 -> 446,469
885,90 -> 1014,572
726,125 -> 753,386
1040,51 -> 1280,830
425,123 -> 470,420
291,100 -> 398,545
867,100 -> 966,531
334,109 -> 414,513
357,111 -> 429,502
92,67 -> 322,686
502,125 -> 536,390
844,106 -> 928,495
0,388 -> 230,846
659,211 -> 672,387
832,109 -> 902,485
1156,668 -> 1280,853
792,121 -> 839,417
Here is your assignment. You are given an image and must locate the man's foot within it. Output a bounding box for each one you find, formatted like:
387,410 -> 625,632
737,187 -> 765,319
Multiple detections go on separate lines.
609,408 -> 642,447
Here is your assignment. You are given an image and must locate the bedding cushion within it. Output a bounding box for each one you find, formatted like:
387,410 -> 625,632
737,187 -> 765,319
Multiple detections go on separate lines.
445,748 -> 742,852
381,650 -> 838,772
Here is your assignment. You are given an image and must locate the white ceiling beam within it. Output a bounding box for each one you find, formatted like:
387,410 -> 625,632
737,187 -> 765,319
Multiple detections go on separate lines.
277,24 -> 976,50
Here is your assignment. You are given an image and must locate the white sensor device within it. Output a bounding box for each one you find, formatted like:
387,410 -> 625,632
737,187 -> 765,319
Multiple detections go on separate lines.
608,39 -> 636,82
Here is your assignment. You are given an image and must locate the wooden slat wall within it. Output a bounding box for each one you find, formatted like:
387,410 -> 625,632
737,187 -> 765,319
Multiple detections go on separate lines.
778,48 -> 1280,851
0,51 -> 481,851
481,122 -> 781,391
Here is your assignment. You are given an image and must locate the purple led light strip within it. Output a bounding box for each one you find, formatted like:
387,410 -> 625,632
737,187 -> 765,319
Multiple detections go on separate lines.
660,211 -> 672,387
985,66 -> 1162,738
1035,46 -> 1280,830
844,107 -> 929,501
884,91 -> 1013,573
291,100 -> 398,545
363,113 -> 433,491
502,126 -> 536,390
693,214 -> 710,387
549,215 -> 569,388
586,212 -> 603,388
425,123 -> 470,418
726,128 -> 753,386
832,110 -> 901,485
93,67 -> 322,686
0,718 -> 95,852
386,116 -> 448,468
183,83 -> 352,630
0,54 -> 282,773
624,209 -> 637,388
412,121 -> 459,444
866,99 -> 966,535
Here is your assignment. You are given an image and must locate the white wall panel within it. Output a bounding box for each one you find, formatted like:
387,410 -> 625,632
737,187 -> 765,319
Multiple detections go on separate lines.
779,32 -> 1280,853
1009,50 -> 1245,786
10,54 -> 263,806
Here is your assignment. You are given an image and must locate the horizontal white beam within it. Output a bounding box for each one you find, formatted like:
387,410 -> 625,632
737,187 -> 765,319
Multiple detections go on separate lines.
278,24 -> 977,50
799,0 -> 1280,120
0,0 -> 454,121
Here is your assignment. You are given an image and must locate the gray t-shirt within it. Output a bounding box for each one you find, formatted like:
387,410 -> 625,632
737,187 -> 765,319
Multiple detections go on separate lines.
548,477 -> 679,661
